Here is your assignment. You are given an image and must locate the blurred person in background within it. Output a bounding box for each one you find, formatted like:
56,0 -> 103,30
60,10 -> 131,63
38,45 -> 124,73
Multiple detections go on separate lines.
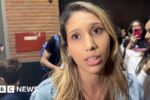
123,19 -> 146,49
121,20 -> 147,77
121,18 -> 150,100
40,34 -> 61,79
0,58 -> 29,100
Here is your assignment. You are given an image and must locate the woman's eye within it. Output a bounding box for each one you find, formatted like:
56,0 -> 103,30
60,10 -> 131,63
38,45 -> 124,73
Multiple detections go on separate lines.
92,27 -> 103,35
71,34 -> 80,40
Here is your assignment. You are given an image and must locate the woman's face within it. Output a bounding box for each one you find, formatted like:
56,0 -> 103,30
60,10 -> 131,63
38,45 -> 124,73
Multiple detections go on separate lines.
121,29 -> 126,38
132,21 -> 142,31
66,11 -> 110,75
145,20 -> 150,47
132,21 -> 143,39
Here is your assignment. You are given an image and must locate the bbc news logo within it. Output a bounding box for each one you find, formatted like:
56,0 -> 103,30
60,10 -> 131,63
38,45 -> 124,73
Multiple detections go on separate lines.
0,85 -> 37,93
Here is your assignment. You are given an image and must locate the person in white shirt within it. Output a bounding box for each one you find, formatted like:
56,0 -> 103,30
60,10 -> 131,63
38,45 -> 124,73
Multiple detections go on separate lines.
121,20 -> 147,84
121,18 -> 150,100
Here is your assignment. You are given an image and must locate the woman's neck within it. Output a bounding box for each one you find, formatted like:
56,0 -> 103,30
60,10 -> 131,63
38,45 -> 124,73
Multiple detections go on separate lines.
79,72 -> 106,100
82,80 -> 105,100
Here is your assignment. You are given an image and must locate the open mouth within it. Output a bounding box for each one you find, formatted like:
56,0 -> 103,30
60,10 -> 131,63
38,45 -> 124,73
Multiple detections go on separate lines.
85,56 -> 102,66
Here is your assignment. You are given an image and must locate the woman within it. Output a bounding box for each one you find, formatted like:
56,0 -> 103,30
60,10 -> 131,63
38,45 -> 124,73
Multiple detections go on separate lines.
30,1 -> 142,100
0,58 -> 23,100
123,20 -> 146,49
136,18 -> 150,100
121,19 -> 148,83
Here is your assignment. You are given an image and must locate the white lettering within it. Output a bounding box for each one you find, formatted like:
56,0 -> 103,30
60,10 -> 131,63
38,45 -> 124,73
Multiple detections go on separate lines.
0,85 -> 6,93
16,86 -> 36,92
7,86 -> 14,93
26,86 -> 37,92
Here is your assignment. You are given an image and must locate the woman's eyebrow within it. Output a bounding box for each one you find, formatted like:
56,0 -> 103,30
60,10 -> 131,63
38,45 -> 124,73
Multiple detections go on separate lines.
68,28 -> 79,34
90,22 -> 103,27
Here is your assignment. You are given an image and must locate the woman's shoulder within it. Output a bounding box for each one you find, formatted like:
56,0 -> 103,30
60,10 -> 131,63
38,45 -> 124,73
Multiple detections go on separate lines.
127,73 -> 139,85
30,78 -> 56,100
126,73 -> 143,100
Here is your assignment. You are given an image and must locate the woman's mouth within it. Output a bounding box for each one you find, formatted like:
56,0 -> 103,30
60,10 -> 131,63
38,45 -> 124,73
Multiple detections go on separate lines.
85,56 -> 102,66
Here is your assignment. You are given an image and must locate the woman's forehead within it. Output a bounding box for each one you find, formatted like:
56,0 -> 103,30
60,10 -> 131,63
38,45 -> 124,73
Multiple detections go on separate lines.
66,11 -> 103,29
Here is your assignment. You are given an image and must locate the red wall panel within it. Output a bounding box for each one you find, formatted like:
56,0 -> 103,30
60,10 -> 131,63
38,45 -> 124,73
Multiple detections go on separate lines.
15,32 -> 46,52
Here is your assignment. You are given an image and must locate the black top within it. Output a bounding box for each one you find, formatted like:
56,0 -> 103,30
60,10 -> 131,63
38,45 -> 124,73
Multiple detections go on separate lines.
45,35 -> 61,65
123,39 -> 147,48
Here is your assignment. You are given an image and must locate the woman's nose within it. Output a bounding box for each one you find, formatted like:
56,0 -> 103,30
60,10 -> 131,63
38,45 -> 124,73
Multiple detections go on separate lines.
84,35 -> 97,51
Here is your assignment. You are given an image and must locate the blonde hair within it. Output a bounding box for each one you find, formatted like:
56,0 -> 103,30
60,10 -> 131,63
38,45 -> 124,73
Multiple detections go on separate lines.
51,1 -> 128,100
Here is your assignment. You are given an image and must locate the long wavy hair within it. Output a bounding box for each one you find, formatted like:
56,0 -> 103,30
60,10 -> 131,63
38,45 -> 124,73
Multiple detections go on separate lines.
51,1 -> 128,100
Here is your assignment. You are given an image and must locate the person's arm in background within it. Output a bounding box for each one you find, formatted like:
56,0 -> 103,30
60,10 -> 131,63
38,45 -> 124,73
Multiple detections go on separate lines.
126,33 -> 138,49
40,36 -> 60,69
40,50 -> 59,69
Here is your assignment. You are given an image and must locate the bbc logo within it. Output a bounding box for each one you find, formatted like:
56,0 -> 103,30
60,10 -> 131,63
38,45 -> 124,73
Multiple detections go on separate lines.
0,85 -> 15,93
